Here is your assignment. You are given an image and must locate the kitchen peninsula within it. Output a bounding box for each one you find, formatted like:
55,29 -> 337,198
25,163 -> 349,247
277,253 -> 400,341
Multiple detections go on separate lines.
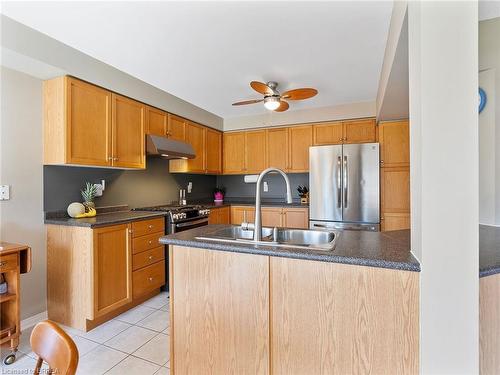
161,226 -> 420,374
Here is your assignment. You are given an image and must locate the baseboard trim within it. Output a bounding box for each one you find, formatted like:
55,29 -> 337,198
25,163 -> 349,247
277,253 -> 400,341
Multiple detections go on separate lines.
21,311 -> 48,331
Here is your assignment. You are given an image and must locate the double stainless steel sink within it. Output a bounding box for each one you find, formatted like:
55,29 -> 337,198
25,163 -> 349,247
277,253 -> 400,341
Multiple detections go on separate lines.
196,226 -> 338,251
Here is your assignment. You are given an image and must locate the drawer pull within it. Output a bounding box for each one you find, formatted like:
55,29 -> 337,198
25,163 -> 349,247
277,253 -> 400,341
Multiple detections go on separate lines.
0,261 -> 7,267
149,277 -> 153,282
148,225 -> 153,229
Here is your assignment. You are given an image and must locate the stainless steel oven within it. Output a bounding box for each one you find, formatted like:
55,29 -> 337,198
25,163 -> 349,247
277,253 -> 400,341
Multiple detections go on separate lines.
170,217 -> 209,233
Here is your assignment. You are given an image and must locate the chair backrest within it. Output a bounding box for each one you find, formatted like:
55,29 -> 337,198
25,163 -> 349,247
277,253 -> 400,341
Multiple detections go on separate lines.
30,320 -> 79,375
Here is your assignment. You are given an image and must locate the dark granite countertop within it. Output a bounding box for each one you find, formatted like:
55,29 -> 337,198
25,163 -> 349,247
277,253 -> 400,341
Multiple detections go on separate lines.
44,210 -> 167,228
193,199 -> 308,209
160,225 -> 420,272
480,225 -> 500,278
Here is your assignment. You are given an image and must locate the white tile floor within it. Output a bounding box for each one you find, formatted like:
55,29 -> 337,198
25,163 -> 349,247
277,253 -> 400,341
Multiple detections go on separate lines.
1,291 -> 170,375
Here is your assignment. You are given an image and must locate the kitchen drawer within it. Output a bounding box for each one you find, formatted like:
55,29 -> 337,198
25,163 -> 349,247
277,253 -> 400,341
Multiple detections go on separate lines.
133,246 -> 165,271
131,218 -> 164,238
0,253 -> 18,272
132,232 -> 164,254
133,260 -> 165,298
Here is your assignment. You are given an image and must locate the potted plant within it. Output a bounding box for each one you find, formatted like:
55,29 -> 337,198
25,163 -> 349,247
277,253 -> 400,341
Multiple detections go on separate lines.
213,187 -> 226,202
81,182 -> 97,211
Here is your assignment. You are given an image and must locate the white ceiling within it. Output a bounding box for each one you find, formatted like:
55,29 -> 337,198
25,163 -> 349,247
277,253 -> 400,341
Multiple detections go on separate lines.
1,1 -> 393,118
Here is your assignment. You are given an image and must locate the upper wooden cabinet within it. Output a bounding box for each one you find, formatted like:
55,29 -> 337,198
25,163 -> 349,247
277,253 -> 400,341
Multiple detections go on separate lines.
379,120 -> 410,167
288,125 -> 313,172
245,130 -> 267,173
112,94 -> 146,169
267,128 -> 289,170
313,119 -> 376,146
167,114 -> 186,142
44,76 -> 112,167
170,122 -> 223,174
43,76 -> 145,169
312,121 -> 343,145
146,106 -> 168,136
223,132 -> 246,174
184,121 -> 205,173
205,128 -> 222,174
343,118 -> 376,143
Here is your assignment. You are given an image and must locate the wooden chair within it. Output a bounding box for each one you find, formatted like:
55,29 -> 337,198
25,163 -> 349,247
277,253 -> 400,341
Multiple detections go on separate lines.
30,320 -> 79,375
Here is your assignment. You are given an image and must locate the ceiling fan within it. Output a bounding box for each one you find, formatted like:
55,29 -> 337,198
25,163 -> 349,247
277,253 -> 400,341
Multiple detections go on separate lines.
232,81 -> 318,112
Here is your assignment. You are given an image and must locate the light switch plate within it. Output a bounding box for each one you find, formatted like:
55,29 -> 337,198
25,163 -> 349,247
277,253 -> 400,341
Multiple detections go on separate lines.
0,185 -> 10,200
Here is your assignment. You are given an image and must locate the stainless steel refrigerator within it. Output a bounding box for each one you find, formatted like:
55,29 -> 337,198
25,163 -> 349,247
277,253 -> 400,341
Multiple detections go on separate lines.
309,143 -> 380,231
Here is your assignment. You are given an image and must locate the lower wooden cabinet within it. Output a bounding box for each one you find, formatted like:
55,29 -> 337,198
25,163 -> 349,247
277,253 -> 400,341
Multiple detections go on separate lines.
92,224 -> 132,318
230,206 -> 256,225
231,205 -> 309,229
170,246 -> 419,374
208,206 -> 231,224
270,256 -> 419,374
283,207 -> 309,228
480,274 -> 500,375
171,246 -> 270,374
381,212 -> 411,231
132,260 -> 165,299
47,218 -> 165,331
381,166 -> 410,232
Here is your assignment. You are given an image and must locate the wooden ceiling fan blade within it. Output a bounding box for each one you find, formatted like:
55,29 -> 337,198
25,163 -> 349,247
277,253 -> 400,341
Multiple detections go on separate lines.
250,81 -> 274,95
281,88 -> 318,100
274,100 -> 289,112
232,99 -> 263,106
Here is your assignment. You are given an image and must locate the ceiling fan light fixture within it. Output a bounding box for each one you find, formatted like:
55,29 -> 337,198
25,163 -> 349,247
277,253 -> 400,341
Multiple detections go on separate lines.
264,96 -> 281,111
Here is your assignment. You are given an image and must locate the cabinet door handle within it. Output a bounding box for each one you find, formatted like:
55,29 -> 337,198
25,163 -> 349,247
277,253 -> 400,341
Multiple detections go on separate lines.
149,255 -> 154,260
148,240 -> 152,245
148,277 -> 153,282
128,229 -> 133,234
113,157 -> 119,161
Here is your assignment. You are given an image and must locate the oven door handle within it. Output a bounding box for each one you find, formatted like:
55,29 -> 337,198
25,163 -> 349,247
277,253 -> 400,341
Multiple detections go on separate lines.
174,217 -> 209,228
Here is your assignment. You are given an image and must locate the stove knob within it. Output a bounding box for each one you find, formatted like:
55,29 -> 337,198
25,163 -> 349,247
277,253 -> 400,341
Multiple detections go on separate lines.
172,213 -> 178,220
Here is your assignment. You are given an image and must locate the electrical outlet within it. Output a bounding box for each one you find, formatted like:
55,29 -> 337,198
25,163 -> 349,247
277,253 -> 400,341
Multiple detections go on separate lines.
94,184 -> 103,197
0,185 -> 10,200
263,181 -> 269,192
187,182 -> 192,193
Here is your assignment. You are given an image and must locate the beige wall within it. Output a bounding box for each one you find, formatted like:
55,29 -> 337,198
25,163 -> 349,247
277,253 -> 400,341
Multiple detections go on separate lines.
479,17 -> 500,225
0,67 -> 46,319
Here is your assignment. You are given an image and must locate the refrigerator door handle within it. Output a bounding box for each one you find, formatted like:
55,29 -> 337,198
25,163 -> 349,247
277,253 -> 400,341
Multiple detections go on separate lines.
337,156 -> 342,208
343,155 -> 348,208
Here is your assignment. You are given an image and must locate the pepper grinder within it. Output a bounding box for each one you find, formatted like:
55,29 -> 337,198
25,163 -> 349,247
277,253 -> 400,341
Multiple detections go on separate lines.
179,189 -> 187,206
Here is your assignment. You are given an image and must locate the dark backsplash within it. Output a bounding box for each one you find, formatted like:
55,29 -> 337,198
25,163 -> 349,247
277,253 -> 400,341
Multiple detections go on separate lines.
43,157 -> 216,211
44,157 -> 309,211
216,173 -> 309,200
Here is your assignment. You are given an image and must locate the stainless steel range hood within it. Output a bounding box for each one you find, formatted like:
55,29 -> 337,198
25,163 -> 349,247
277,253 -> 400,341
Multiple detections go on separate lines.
146,134 -> 195,160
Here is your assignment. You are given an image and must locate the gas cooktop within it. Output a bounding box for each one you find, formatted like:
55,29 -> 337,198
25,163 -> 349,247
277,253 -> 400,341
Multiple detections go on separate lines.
133,204 -> 210,222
